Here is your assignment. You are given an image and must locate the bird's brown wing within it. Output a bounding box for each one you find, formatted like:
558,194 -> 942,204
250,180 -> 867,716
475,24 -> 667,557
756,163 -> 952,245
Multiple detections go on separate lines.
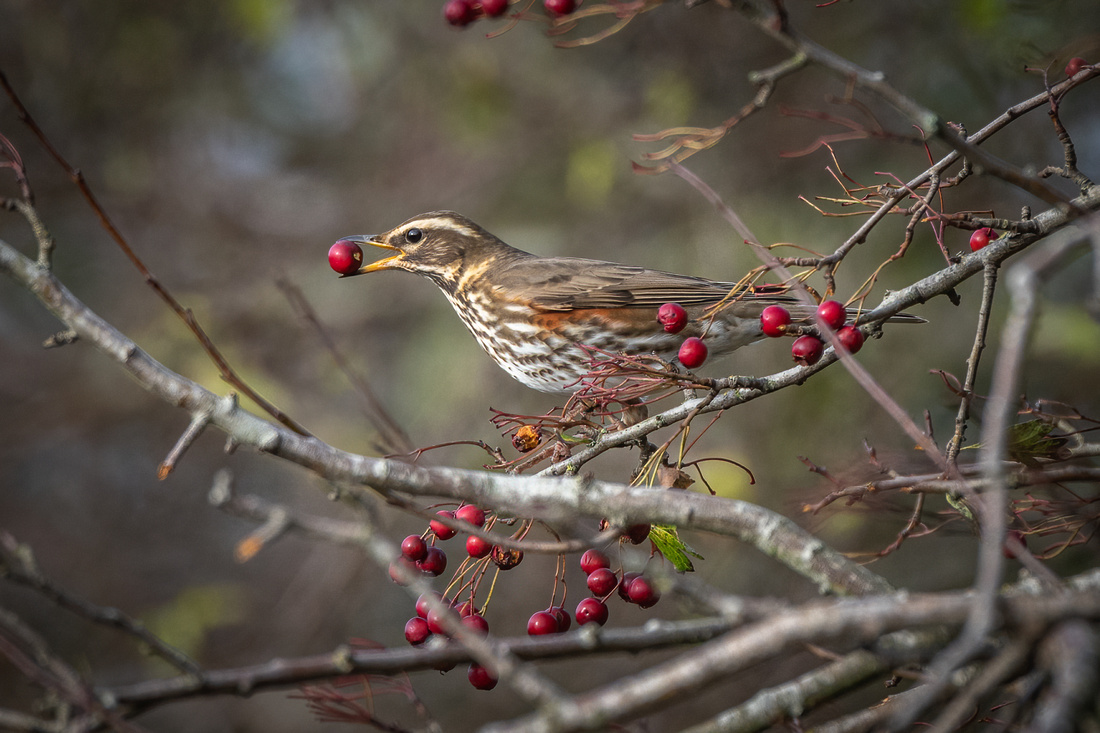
492,256 -> 925,323
496,258 -> 745,311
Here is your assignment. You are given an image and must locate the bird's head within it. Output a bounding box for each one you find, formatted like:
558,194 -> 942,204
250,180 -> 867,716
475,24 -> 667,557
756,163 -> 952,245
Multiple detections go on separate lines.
340,211 -> 517,291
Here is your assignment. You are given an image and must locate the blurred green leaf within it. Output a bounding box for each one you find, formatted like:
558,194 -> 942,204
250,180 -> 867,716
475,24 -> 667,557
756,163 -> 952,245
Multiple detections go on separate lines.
650,524 -> 703,573
645,69 -> 696,127
962,419 -> 1067,466
566,139 -> 619,209
144,583 -> 248,658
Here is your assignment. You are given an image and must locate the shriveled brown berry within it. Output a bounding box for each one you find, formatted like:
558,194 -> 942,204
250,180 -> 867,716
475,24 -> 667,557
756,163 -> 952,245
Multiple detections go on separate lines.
512,424 -> 542,452
491,545 -> 524,570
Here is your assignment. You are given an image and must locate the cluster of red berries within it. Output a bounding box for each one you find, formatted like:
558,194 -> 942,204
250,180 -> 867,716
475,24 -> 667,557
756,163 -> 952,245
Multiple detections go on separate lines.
396,505 -> 662,690
328,239 -> 364,275
390,504 -> 508,586
656,302 -> 708,369
759,300 -> 864,366
443,0 -> 508,26
578,548 -> 661,615
396,503 -> 526,690
443,0 -> 578,27
404,585 -> 505,690
969,227 -> 997,252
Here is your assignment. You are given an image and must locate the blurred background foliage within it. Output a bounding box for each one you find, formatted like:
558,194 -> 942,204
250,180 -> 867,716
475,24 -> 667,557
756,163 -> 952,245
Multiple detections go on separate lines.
1,1 -> 1099,730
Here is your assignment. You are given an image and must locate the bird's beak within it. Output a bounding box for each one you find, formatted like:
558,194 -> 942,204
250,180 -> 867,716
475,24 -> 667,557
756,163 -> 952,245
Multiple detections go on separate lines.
340,235 -> 405,275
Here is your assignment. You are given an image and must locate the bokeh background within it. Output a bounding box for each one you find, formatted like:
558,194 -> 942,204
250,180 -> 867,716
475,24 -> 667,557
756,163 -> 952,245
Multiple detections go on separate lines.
1,1 -> 1099,730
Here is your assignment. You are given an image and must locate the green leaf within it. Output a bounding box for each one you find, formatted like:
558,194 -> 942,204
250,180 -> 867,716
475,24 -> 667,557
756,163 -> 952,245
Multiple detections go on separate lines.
649,524 -> 703,573
960,419 -> 1067,466
1006,419 -> 1067,465
946,492 -> 975,523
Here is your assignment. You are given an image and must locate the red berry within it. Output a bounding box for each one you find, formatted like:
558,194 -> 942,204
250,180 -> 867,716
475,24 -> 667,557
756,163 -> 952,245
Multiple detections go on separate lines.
791,335 -> 824,366
466,534 -> 493,558
468,663 -> 498,690
426,605 -> 449,635
586,567 -> 618,597
417,547 -> 448,576
430,510 -> 457,540
416,592 -> 441,619
444,0 -> 477,26
969,227 -> 996,252
404,616 -> 431,645
455,504 -> 486,528
625,523 -> 651,545
1066,57 -> 1087,77
626,576 -> 660,608
657,302 -> 688,334
544,0 -> 576,15
480,0 -> 509,16
547,606 -> 571,632
836,325 -> 864,354
618,572 -> 641,602
461,613 -> 490,636
580,548 -> 610,575
760,305 -> 791,337
328,240 -> 363,275
527,611 -> 559,636
575,597 -> 609,626
400,535 -> 427,562
388,558 -> 416,585
678,337 -> 708,369
456,600 -> 477,617
816,300 -> 846,331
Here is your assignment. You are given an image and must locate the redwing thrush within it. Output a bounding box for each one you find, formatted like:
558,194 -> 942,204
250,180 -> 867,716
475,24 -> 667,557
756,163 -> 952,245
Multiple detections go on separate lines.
338,211 -> 918,393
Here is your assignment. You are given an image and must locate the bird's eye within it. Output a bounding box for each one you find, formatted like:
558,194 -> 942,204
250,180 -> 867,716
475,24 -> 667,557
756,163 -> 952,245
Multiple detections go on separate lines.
405,228 -> 423,244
